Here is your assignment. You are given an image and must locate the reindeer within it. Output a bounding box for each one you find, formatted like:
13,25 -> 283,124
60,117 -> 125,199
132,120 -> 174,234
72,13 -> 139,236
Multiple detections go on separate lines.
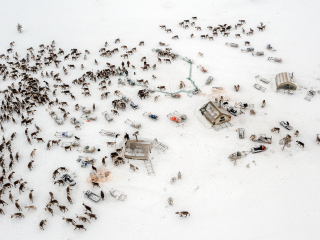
62,217 -> 76,224
176,211 -> 190,217
57,205 -> 68,212
52,139 -> 61,146
85,212 -> 97,220
235,34 -> 241,38
11,213 -> 24,218
76,215 -> 90,223
130,164 -> 139,172
83,203 -> 92,213
29,189 -> 34,203
296,141 -> 304,148
15,199 -> 22,211
271,127 -> 280,133
67,195 -> 73,204
154,95 -> 160,102
54,180 -> 65,186
25,206 -> 37,211
157,86 -> 166,91
261,100 -> 266,108
39,220 -> 46,230
73,223 -> 86,231
91,181 -> 100,188
28,160 -> 34,171
294,130 -> 299,137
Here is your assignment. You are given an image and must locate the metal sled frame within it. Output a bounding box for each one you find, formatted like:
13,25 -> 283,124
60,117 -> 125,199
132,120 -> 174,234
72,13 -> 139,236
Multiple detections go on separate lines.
109,189 -> 127,201
255,75 -> 270,84
254,83 -> 266,92
125,119 -> 141,129
99,129 -> 117,137
151,138 -> 168,152
213,121 -> 233,131
102,111 -> 113,122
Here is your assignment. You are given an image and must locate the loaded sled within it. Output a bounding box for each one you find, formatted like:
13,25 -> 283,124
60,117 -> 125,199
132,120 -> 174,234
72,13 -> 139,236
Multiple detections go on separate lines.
143,112 -> 158,121
206,76 -> 213,85
241,48 -> 254,52
251,145 -> 267,153
78,146 -> 96,153
252,51 -> 264,56
268,57 -> 282,63
250,134 -> 272,144
225,42 -> 238,48
55,132 -> 73,138
167,111 -> 187,126
70,117 -> 83,126
280,121 -> 293,130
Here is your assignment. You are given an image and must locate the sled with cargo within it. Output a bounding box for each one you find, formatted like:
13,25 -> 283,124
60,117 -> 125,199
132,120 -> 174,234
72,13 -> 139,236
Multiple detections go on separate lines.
252,51 -> 264,56
250,134 -> 272,144
241,48 -> 254,53
167,111 -> 187,126
268,57 -> 282,63
280,121 -> 293,130
251,145 -> 267,153
55,132 -> 73,138
143,112 -> 159,121
225,42 -> 238,48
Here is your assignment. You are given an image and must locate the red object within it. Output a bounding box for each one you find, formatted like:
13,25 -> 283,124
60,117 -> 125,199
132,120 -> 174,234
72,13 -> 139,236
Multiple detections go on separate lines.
262,146 -> 266,150
170,117 -> 180,123
87,120 -> 90,122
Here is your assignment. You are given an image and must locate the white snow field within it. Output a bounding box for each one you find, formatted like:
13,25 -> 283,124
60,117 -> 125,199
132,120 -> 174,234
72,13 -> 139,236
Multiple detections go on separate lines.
0,0 -> 320,239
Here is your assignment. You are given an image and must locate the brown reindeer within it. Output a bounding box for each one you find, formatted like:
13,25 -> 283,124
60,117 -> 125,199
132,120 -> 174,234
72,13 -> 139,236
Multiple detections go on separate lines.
62,217 -> 76,224
271,127 -> 280,133
15,199 -> 22,211
52,140 -> 61,146
83,203 -> 92,213
85,212 -> 97,220
130,164 -> 139,172
76,215 -> 90,223
73,223 -> 86,231
25,206 -> 37,211
28,160 -> 34,171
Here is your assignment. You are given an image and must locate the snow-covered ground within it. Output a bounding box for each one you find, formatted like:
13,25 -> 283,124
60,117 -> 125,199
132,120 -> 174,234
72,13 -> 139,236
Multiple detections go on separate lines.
1,0 -> 320,239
